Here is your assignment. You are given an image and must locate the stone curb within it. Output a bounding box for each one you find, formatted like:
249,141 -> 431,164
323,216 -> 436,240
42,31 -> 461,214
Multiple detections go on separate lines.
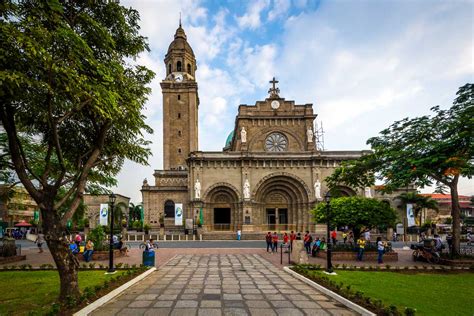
73,267 -> 156,316
283,266 -> 376,316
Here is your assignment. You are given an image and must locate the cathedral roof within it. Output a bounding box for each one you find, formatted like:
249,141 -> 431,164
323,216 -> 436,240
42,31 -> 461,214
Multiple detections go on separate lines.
167,26 -> 195,57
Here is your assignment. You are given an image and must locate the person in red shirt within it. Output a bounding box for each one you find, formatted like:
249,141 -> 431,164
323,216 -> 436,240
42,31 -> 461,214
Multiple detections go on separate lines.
289,230 -> 296,251
283,232 -> 289,244
331,230 -> 337,245
272,232 -> 279,253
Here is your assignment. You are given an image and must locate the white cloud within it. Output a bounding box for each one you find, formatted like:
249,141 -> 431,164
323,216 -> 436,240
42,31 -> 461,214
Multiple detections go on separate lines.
237,0 -> 270,29
268,0 -> 291,21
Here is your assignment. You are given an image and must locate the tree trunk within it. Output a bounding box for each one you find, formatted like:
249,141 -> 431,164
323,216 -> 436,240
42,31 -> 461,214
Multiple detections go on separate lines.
450,184 -> 461,255
42,209 -> 81,306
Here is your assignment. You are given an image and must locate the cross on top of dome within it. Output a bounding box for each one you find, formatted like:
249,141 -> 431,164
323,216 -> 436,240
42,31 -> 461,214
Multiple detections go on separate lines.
268,77 -> 280,98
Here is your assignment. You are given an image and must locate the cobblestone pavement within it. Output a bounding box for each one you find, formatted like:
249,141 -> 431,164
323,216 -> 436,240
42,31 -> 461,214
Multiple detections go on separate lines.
91,254 -> 358,316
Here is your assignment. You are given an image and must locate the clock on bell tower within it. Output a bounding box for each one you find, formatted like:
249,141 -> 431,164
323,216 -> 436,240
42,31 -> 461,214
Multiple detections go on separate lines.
161,23 -> 199,170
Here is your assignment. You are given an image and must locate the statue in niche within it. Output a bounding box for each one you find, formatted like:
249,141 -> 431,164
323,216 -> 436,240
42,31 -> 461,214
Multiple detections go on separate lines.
314,180 -> 322,200
241,127 -> 247,143
307,128 -> 313,143
364,186 -> 372,198
243,179 -> 250,199
194,179 -> 201,199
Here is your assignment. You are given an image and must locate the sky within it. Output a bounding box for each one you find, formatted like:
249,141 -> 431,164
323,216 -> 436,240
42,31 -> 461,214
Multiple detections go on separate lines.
116,0 -> 473,203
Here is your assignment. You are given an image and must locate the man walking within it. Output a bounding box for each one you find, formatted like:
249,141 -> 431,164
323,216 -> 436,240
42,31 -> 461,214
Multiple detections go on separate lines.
265,232 -> 272,252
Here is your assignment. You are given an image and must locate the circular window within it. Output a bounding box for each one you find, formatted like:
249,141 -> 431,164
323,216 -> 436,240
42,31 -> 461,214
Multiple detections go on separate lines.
265,133 -> 288,152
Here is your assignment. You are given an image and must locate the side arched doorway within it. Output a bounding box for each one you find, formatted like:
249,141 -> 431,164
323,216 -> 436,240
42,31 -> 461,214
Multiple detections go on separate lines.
254,174 -> 310,232
204,185 -> 239,231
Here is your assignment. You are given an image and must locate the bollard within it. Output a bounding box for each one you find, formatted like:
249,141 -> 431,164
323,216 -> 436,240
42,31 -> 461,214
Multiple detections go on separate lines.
280,244 -> 283,264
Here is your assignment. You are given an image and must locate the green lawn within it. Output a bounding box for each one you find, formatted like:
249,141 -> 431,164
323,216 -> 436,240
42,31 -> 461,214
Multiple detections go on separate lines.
307,270 -> 474,316
0,270 -> 128,316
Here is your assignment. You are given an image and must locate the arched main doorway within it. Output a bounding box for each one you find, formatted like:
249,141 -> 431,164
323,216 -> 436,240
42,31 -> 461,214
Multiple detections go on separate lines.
254,174 -> 310,232
204,185 -> 239,231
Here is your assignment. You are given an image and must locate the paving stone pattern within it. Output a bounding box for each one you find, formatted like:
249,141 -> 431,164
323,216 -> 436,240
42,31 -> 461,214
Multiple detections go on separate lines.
92,254 -> 358,316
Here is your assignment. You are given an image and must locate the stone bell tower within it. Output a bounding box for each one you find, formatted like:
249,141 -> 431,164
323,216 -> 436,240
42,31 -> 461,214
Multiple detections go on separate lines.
161,22 -> 199,170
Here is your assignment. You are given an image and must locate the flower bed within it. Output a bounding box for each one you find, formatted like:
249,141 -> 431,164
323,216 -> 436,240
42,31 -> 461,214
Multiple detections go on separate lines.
0,255 -> 26,264
317,250 -> 398,262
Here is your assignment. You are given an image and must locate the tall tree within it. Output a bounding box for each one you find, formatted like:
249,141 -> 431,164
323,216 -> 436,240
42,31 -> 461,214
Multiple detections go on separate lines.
326,84 -> 474,254
0,0 -> 154,304
312,197 -> 397,239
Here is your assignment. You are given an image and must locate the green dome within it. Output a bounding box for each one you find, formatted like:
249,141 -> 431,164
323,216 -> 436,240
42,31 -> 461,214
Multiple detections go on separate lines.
225,131 -> 234,147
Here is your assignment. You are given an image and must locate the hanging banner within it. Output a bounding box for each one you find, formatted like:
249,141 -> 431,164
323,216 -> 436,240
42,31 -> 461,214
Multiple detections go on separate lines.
175,203 -> 183,226
199,207 -> 204,225
99,204 -> 109,226
406,203 -> 415,227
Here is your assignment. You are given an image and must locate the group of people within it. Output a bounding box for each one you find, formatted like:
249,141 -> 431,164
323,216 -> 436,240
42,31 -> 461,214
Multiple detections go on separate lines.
65,233 -> 129,262
265,229 -> 390,264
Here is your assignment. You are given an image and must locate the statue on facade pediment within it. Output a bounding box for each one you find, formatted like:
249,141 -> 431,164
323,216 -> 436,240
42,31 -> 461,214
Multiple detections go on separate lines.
241,127 -> 247,143
194,179 -> 201,199
364,186 -> 372,198
307,128 -> 313,143
243,179 -> 250,200
314,180 -> 322,200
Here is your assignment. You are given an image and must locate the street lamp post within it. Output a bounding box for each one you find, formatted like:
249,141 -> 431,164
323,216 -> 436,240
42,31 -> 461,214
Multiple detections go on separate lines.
325,191 -> 333,273
107,193 -> 116,273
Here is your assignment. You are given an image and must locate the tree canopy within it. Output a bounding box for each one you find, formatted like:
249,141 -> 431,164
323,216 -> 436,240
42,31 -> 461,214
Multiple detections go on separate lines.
0,0 -> 154,303
325,84 -> 474,254
313,197 -> 397,239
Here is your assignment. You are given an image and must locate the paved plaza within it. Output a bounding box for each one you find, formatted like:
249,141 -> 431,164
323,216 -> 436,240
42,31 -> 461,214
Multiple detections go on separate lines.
91,254 -> 358,316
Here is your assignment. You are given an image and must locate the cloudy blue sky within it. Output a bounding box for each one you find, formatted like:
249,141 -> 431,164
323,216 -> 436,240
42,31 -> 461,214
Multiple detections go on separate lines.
117,0 -> 473,203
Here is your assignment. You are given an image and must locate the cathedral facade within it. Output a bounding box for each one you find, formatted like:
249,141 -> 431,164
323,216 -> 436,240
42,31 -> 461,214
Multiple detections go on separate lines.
141,25 -> 371,233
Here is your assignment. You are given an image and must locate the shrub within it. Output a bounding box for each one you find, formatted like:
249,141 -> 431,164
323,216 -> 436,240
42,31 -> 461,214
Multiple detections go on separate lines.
65,295 -> 76,308
82,287 -> 95,299
116,262 -> 123,268
88,226 -> 106,251
89,263 -> 96,269
40,264 -> 54,270
385,264 -> 391,270
405,307 -> 416,315
48,303 -> 60,316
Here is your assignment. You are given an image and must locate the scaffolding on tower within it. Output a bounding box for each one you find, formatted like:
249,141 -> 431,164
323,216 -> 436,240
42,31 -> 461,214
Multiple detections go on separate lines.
314,120 -> 325,151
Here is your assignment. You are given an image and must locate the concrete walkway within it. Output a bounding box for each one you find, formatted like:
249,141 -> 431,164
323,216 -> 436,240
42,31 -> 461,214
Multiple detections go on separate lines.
91,254 -> 358,316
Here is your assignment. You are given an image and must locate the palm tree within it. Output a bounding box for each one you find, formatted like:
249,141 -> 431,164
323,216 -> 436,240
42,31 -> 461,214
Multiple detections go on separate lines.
396,192 -> 439,225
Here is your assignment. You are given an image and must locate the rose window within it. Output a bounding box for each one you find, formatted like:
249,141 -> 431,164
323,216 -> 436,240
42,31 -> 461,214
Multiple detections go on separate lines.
265,133 -> 288,152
